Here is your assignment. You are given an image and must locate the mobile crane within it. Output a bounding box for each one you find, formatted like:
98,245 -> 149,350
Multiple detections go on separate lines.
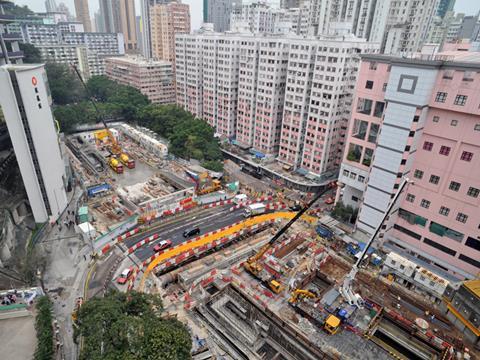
244,181 -> 337,293
339,177 -> 411,308
70,65 -> 134,172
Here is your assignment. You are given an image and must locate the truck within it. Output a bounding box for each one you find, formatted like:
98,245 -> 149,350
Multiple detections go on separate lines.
316,224 -> 334,240
119,153 -> 135,169
244,203 -> 266,217
109,157 -> 124,174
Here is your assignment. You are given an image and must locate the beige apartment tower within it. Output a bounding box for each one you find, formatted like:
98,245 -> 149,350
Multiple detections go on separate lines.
74,0 -> 92,32
150,2 -> 190,62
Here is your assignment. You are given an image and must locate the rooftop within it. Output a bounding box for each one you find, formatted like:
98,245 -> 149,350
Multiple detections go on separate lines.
105,55 -> 172,67
464,279 -> 480,298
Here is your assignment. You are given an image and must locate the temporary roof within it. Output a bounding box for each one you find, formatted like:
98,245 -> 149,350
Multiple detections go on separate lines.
464,279 -> 480,298
78,222 -> 95,234
78,206 -> 88,216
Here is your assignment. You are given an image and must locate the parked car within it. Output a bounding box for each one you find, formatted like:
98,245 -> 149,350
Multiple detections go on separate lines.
116,267 -> 133,285
183,227 -> 200,238
153,240 -> 173,252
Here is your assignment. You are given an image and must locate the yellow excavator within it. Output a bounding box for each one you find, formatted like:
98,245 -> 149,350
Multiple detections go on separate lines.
71,65 -> 134,171
244,181 -> 337,294
288,289 -> 317,304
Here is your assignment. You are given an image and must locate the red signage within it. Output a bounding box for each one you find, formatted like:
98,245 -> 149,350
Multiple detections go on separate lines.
31,76 -> 37,86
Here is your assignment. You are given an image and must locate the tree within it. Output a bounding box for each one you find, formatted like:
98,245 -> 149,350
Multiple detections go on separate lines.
75,291 -> 191,360
2,3 -> 34,16
19,43 -> 41,63
34,296 -> 54,360
45,62 -> 85,105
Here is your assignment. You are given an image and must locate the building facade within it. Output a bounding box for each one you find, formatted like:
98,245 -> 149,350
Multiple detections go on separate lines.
99,0 -> 137,52
105,56 -> 175,104
337,53 -> 480,279
21,22 -> 124,77
0,15 -> 24,65
176,28 -> 378,165
203,0 -> 238,33
0,64 -> 68,223
150,1 -> 190,63
74,0 -> 92,32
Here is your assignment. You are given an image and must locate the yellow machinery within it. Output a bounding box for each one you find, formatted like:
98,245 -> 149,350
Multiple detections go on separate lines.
109,157 -> 124,174
197,172 -> 221,195
94,129 -> 135,169
244,182 -> 337,295
71,297 -> 83,325
288,289 -> 317,303
324,314 -> 341,334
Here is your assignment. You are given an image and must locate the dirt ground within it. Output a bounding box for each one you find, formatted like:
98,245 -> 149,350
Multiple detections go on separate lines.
0,316 -> 36,359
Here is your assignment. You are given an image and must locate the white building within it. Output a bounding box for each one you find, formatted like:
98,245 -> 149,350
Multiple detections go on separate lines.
175,27 -> 379,171
0,64 -> 68,223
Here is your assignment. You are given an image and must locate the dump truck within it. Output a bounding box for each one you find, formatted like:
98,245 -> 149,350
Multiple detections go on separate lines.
109,157 -> 124,174
119,153 -> 135,169
290,299 -> 341,335
243,203 -> 266,217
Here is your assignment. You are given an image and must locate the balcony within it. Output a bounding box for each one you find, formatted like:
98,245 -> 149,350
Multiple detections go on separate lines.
0,50 -> 24,59
1,32 -> 22,41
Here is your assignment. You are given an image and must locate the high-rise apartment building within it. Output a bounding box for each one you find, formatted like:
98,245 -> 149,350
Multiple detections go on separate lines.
0,16 -> 24,65
150,1 -> 190,62
21,22 -> 125,77
203,0 -> 239,33
74,0 -> 92,32
99,0 -> 137,52
176,27 -> 378,164
437,0 -> 455,19
337,53 -> 480,279
105,56 -> 175,104
0,64 -> 68,223
45,0 -> 57,13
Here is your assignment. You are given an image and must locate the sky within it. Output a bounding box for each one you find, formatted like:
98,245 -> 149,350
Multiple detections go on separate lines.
12,0 -> 480,32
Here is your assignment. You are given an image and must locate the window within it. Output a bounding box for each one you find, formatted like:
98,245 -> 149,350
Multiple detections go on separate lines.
382,83 -> 387,92
420,199 -> 431,208
343,169 -> 350,177
450,119 -> 458,126
424,238 -> 456,256
467,187 -> 479,198
449,181 -> 461,191
429,221 -> 464,242
357,98 -> 373,115
413,169 -> 424,179
460,151 -> 473,161
393,224 -> 421,240
456,213 -> 468,223
369,62 -> 377,70
351,196 -> 358,202
439,146 -> 450,156
368,123 -> 379,143
362,148 -> 373,166
465,236 -> 480,251
399,208 -> 427,226
423,141 -> 433,151
429,175 -> 440,185
439,206 -> 450,216
352,119 -> 368,140
358,175 -> 365,182
459,254 -> 480,269
475,124 -> 480,131
347,144 -> 363,163
433,116 -> 439,123
373,101 -> 385,118
454,95 -> 467,106
435,92 -> 447,102
406,194 -> 415,202
365,80 -> 374,89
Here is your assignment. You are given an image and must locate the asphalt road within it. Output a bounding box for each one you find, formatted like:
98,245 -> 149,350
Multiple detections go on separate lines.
123,205 -> 246,262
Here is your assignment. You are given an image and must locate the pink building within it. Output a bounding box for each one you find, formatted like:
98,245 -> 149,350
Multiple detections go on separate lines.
338,53 -> 480,280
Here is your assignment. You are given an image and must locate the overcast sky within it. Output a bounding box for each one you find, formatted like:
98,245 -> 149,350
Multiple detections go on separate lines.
12,0 -> 480,31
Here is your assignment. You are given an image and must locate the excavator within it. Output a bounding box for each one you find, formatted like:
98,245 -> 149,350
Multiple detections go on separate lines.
243,181 -> 337,294
70,65 -> 134,173
288,289 -> 317,303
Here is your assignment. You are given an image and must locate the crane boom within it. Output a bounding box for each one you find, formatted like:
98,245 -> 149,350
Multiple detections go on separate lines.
70,65 -> 122,155
245,182 -> 336,268
339,177 -> 412,308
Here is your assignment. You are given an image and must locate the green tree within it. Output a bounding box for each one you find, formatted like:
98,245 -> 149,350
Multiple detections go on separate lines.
45,62 -> 85,105
2,3 -> 34,16
75,291 -> 191,360
19,43 -> 42,63
34,296 -> 54,360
